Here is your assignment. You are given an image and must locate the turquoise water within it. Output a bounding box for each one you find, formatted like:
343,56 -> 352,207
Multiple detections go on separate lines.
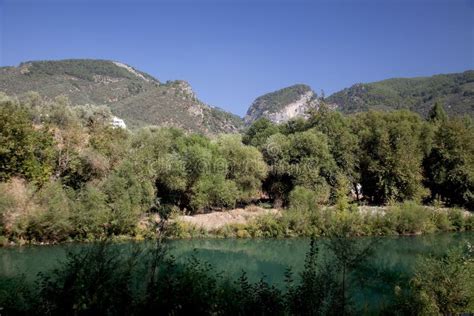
1,232 -> 472,284
1,233 -> 472,310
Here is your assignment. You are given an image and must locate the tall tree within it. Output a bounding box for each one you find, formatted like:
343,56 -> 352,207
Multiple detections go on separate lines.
424,117 -> 474,209
353,110 -> 430,204
428,101 -> 448,123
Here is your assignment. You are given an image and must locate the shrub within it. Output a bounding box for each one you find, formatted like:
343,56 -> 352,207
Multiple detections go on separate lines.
26,181 -> 73,242
70,185 -> 111,239
431,210 -> 453,231
447,208 -> 466,231
410,247 -> 474,314
385,202 -> 433,235
190,175 -> 238,211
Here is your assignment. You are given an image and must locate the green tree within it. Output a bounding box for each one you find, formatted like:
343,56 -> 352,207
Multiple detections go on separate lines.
0,98 -> 55,184
102,162 -> 155,235
353,111 -> 430,204
424,117 -> 474,209
70,184 -> 111,239
262,130 -> 336,206
27,181 -> 73,242
190,174 -> 239,211
307,104 -> 359,190
217,135 -> 268,201
428,101 -> 448,123
242,118 -> 279,148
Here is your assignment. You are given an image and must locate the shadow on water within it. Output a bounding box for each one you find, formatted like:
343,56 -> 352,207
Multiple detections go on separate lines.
0,232 -> 473,313
1,233 -> 472,283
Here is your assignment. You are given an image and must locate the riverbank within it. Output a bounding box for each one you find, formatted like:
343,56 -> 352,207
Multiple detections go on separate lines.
168,202 -> 474,238
1,202 -> 473,246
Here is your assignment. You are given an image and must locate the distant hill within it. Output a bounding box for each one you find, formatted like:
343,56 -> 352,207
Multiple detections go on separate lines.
244,84 -> 320,125
112,80 -> 242,133
327,71 -> 474,117
0,59 -> 243,134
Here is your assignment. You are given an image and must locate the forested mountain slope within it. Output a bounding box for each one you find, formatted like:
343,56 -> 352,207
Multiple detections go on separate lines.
0,59 -> 243,134
327,71 -> 474,117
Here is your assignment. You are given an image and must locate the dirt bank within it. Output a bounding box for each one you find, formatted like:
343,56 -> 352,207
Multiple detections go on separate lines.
177,207 -> 280,230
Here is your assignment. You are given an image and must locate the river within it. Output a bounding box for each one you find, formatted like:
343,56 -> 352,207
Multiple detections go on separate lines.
1,232 -> 473,310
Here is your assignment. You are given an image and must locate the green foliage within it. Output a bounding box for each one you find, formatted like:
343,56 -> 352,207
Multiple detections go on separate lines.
410,247 -> 474,314
424,117 -> 474,210
385,201 -> 434,235
328,70 -> 474,117
38,243 -> 138,315
289,186 -> 320,212
262,129 -> 336,206
102,162 -> 155,235
217,134 -> 268,200
190,174 -> 238,211
0,97 -> 55,183
428,101 -> 448,123
353,110 -> 430,204
307,104 -> 359,184
70,185 -> 111,239
26,181 -> 73,242
1,90 -> 473,244
242,118 -> 279,148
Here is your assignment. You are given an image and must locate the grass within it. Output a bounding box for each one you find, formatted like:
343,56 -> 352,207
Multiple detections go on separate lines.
165,202 -> 474,239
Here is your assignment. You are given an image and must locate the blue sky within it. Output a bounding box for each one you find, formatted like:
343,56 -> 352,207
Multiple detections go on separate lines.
0,0 -> 473,116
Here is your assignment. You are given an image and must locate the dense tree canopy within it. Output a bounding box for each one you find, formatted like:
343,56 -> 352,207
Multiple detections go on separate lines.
0,94 -> 473,243
352,110 -> 431,204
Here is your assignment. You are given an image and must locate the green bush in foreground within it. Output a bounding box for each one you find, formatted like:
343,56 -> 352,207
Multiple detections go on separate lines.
1,239 -> 472,315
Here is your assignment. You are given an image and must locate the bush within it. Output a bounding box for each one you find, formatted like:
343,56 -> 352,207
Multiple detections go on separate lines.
385,202 -> 434,235
26,181 -> 73,242
447,208 -> 466,231
410,247 -> 474,314
70,185 -> 111,240
190,175 -> 239,211
431,210 -> 453,231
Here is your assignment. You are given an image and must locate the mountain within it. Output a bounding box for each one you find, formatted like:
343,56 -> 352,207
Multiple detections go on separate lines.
112,80 -> 242,134
327,71 -> 474,117
0,59 -> 243,134
244,84 -> 320,125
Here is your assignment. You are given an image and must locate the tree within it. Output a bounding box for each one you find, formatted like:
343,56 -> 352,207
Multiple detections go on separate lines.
242,118 -> 279,148
190,174 -> 239,211
353,111 -> 430,204
0,98 -> 55,184
101,162 -> 155,235
27,181 -> 73,242
424,117 -> 474,209
262,130 -> 336,206
307,104 -> 359,189
217,135 -> 268,201
70,184 -> 111,239
428,101 -> 448,123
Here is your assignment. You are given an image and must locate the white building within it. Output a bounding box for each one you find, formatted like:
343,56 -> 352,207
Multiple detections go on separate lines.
111,116 -> 127,129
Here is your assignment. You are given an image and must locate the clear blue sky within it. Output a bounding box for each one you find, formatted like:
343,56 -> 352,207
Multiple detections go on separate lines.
0,0 -> 473,116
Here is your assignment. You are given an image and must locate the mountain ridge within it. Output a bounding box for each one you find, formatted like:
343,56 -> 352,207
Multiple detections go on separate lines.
1,59 -> 472,130
326,70 -> 474,117
0,59 -> 243,134
244,84 -> 320,125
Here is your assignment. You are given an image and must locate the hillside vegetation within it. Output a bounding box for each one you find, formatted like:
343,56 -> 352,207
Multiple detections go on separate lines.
0,59 -> 242,134
244,84 -> 319,124
327,70 -> 474,117
0,92 -> 473,244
